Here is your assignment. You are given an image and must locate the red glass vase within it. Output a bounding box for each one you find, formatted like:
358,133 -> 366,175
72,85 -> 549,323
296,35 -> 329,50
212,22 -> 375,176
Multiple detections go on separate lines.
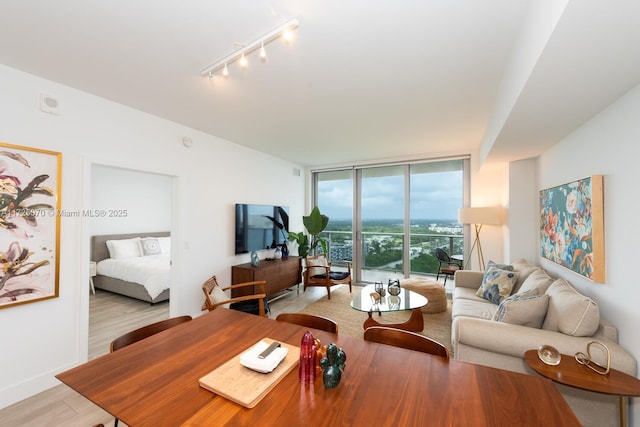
298,331 -> 316,384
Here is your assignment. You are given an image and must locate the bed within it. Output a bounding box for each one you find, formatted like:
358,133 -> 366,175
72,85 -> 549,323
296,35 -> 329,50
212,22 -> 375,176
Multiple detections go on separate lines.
91,231 -> 171,303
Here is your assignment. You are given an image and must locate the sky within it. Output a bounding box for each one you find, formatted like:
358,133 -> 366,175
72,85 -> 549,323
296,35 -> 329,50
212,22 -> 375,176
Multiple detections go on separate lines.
318,171 -> 463,221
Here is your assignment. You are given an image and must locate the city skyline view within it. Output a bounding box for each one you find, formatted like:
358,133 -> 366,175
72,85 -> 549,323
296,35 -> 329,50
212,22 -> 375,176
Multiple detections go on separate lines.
317,170 -> 463,221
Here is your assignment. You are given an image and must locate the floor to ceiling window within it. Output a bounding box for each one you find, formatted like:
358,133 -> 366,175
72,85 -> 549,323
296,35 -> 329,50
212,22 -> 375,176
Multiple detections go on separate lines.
314,157 -> 468,283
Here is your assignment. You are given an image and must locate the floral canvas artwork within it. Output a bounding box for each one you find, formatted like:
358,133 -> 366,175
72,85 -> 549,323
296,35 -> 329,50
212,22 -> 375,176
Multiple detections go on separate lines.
540,175 -> 604,282
0,142 -> 61,309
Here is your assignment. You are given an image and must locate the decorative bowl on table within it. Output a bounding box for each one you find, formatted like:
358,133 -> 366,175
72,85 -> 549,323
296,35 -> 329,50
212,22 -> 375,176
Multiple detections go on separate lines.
537,345 -> 561,366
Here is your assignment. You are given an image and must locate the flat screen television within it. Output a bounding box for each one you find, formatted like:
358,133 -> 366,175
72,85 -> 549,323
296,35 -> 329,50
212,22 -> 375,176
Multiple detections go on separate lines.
235,203 -> 289,254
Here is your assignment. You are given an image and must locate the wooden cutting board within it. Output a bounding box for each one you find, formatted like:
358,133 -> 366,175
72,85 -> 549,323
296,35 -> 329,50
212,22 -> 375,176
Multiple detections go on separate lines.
199,338 -> 300,408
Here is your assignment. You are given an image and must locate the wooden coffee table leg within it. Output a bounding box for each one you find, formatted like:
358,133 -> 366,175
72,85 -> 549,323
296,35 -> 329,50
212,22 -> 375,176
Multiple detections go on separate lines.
363,308 -> 424,332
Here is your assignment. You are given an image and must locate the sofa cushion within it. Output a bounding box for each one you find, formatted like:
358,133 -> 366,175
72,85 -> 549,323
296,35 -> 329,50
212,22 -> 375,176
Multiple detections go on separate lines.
454,286 -> 489,302
542,278 -> 600,336
517,268 -> 554,295
452,297 -> 498,320
510,259 -> 541,294
475,267 -> 519,304
494,289 -> 549,328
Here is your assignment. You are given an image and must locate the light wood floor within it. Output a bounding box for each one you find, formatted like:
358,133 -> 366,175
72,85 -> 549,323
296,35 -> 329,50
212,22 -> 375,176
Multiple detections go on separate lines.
0,285 -> 327,427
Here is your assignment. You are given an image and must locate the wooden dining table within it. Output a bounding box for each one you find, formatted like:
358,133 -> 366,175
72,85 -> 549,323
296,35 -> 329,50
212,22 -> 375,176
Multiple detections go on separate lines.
56,309 -> 581,426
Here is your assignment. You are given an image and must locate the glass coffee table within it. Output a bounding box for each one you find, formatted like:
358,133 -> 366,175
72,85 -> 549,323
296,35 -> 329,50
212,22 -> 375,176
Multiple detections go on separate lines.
350,284 -> 428,332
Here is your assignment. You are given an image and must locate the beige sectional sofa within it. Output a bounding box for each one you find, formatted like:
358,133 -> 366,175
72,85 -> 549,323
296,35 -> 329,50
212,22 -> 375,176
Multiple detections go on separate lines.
451,259 -> 636,427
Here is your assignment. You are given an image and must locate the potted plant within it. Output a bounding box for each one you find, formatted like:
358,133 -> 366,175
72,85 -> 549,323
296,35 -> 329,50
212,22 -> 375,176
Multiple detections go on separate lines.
265,206 -> 290,257
288,206 -> 329,257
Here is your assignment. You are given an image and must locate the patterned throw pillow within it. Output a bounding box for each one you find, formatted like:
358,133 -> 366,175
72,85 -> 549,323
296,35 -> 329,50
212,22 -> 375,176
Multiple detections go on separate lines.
486,260 -> 514,271
140,237 -> 162,256
476,266 -> 519,304
493,289 -> 549,328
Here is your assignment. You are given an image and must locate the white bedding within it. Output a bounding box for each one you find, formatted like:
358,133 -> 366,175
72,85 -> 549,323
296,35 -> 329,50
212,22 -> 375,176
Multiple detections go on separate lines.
96,254 -> 170,299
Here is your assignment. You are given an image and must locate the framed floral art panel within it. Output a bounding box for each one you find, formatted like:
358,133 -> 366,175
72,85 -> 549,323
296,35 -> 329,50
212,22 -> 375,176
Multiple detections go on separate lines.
539,175 -> 604,282
0,141 -> 62,309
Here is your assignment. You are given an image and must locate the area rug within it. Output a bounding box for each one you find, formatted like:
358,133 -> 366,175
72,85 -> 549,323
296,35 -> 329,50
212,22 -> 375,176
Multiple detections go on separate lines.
298,285 -> 453,354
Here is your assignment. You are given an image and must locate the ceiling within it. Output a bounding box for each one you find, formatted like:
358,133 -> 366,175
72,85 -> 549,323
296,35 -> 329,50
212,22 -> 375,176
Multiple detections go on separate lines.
1,1 -> 639,168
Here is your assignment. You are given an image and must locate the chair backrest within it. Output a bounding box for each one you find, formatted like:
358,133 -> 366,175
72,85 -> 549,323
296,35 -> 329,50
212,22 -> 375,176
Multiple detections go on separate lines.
276,313 -> 338,334
435,248 -> 451,264
110,316 -> 193,352
305,254 -> 330,277
363,326 -> 449,359
201,275 -> 220,311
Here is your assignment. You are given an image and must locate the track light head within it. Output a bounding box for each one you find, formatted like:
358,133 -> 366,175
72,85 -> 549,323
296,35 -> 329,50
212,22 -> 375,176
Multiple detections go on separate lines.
260,42 -> 266,60
200,17 -> 300,78
282,28 -> 294,43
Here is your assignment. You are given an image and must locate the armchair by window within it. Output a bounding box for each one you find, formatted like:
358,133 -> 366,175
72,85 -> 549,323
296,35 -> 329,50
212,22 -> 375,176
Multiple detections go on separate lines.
303,254 -> 352,300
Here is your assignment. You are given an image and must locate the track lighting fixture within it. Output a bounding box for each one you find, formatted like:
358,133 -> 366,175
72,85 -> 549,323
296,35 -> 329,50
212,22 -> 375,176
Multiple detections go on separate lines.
260,42 -> 266,60
200,17 -> 299,79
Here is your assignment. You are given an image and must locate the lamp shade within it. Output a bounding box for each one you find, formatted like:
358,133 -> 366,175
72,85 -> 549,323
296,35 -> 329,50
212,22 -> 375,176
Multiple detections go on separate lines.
458,207 -> 503,225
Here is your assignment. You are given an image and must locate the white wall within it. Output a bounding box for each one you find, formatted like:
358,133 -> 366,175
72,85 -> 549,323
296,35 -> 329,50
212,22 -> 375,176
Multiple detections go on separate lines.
536,83 -> 640,424
0,64 -> 305,408
90,164 -> 172,235
506,158 -> 538,262
466,149 -> 505,270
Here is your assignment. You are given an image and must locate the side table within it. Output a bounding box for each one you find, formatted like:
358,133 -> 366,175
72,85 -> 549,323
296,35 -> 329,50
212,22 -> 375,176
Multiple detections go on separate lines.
525,349 -> 640,427
89,261 -> 97,294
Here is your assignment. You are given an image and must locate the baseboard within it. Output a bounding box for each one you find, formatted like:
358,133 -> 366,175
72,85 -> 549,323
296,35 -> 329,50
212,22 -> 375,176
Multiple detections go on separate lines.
0,361 -> 76,410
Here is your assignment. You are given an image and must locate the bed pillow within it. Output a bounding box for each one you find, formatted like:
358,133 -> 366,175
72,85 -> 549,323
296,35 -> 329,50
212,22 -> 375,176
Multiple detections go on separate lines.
475,266 -> 519,304
106,237 -> 142,259
157,236 -> 171,254
140,237 -> 162,256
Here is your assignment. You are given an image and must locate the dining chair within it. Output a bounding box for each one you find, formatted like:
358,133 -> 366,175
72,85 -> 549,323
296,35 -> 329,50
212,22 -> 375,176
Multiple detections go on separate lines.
109,315 -> 193,426
435,248 -> 461,285
303,254 -> 352,299
201,275 -> 269,317
275,312 -> 339,334
363,326 -> 450,359
110,315 -> 193,352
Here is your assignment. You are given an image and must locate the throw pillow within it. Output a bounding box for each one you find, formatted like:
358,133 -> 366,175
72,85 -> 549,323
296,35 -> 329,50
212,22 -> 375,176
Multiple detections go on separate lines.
106,237 -> 142,259
475,267 -> 519,304
517,268 -> 554,295
209,285 -> 231,309
510,259 -> 540,294
140,237 -> 162,256
494,290 -> 549,328
307,256 -> 329,277
486,260 -> 514,271
541,279 -> 600,336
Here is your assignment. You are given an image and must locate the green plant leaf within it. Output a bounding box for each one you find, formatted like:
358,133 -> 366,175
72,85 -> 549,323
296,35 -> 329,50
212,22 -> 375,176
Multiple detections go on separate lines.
303,206 -> 328,236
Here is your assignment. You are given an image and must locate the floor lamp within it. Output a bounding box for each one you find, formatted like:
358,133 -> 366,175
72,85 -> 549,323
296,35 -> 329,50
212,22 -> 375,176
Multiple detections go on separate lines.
458,207 -> 503,271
